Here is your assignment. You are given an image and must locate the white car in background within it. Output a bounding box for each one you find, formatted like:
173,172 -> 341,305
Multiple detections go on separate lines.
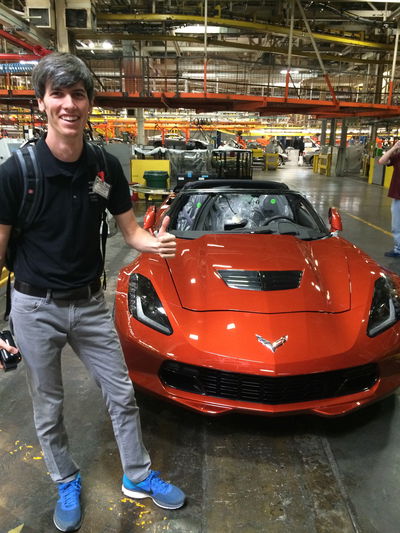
303,147 -> 320,166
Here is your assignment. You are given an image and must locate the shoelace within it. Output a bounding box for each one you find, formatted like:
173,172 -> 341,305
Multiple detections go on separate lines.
143,471 -> 171,494
59,477 -> 81,510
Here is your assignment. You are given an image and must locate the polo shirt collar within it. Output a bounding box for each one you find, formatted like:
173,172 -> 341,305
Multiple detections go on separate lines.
36,136 -> 98,178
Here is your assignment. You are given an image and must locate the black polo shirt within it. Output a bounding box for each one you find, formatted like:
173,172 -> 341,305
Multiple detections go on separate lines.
0,137 -> 132,289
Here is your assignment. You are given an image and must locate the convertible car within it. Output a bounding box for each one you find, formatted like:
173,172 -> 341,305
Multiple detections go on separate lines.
114,180 -> 400,416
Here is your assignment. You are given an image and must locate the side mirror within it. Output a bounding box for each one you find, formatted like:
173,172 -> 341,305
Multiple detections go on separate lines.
143,205 -> 156,231
328,207 -> 342,232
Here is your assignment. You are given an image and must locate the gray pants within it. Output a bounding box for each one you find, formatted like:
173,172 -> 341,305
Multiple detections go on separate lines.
10,287 -> 151,484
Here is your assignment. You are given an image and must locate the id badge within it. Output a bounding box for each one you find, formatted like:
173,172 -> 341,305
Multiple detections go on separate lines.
92,175 -> 111,199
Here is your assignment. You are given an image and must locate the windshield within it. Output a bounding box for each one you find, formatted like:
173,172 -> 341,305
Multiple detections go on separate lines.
168,189 -> 329,240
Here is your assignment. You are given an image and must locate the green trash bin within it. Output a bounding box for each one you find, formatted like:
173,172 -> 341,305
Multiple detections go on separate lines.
143,171 -> 169,188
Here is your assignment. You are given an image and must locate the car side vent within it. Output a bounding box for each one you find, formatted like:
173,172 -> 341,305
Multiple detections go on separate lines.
218,270 -> 302,291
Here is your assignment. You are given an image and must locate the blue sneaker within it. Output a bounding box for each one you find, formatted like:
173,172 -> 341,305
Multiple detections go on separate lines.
53,473 -> 82,532
122,470 -> 185,509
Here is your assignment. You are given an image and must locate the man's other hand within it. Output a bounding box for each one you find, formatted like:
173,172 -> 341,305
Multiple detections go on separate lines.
0,338 -> 20,370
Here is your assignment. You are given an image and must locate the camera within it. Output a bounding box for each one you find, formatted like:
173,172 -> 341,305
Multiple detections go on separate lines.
0,330 -> 21,371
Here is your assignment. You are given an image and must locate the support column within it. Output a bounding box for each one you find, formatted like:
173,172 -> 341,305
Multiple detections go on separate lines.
339,120 -> 348,149
369,124 -> 378,157
320,120 -> 327,146
54,0 -> 69,52
335,119 -> 348,176
329,118 -> 337,146
135,108 -> 145,146
374,53 -> 385,104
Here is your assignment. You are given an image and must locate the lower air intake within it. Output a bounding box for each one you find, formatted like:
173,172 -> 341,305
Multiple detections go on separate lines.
159,361 -> 378,405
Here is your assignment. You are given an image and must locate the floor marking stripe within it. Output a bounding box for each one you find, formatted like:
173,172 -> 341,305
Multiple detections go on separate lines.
320,436 -> 362,533
8,525 -> 24,533
344,212 -> 392,237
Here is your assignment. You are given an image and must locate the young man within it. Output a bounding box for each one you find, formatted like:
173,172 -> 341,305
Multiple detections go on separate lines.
379,140 -> 400,257
0,52 -> 185,532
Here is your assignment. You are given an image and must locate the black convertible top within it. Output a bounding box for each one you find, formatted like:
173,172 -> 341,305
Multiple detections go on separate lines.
180,179 -> 290,191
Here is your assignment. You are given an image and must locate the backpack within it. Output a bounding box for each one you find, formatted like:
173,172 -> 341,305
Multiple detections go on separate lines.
4,140 -> 111,319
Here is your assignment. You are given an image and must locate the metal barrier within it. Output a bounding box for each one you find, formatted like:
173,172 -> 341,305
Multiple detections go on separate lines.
312,154 -> 319,173
318,154 -> 331,176
265,153 -> 279,170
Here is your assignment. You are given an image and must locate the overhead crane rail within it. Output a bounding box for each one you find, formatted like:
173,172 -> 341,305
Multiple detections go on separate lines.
96,13 -> 393,51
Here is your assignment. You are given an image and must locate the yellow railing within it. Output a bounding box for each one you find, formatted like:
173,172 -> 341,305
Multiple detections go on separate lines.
0,268 -> 12,288
313,154 -> 319,173
318,154 -> 332,176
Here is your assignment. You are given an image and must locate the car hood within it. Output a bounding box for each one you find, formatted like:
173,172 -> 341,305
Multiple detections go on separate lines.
168,234 -> 351,313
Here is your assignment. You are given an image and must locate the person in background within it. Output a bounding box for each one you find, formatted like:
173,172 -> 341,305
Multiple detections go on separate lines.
298,137 -> 305,156
379,139 -> 400,257
0,52 -> 185,533
297,137 -> 305,166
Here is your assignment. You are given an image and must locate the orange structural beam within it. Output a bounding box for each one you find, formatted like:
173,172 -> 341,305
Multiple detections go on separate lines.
2,89 -> 400,119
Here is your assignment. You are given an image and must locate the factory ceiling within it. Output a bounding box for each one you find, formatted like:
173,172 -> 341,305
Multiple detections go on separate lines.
1,1 -> 400,117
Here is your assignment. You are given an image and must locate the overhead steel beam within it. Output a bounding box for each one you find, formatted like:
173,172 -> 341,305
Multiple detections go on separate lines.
337,0 -> 400,3
0,28 -> 51,55
0,4 -> 52,49
347,11 -> 393,17
0,53 -> 43,60
71,31 -> 383,65
96,12 -> 393,50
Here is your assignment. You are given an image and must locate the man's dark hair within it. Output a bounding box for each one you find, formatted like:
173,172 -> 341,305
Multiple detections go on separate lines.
32,52 -> 94,102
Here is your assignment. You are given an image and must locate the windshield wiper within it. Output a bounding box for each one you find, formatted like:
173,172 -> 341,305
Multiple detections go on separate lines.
251,228 -> 275,234
301,233 -> 329,241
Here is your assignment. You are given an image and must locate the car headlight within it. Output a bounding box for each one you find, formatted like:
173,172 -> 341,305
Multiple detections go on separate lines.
128,273 -> 172,335
367,275 -> 400,337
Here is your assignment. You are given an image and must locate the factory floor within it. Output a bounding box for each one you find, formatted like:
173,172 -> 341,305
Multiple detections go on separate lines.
1,154 -> 400,533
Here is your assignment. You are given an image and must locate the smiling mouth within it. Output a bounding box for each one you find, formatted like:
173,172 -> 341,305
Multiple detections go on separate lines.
61,116 -> 80,122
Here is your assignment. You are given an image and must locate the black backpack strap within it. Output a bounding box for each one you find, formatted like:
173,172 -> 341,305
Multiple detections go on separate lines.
14,144 -> 43,228
100,210 -> 108,290
4,143 -> 42,320
4,272 -> 12,321
87,143 -> 110,290
87,142 -> 110,183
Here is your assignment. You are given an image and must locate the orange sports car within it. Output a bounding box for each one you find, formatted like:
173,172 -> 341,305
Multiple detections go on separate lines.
114,180 -> 400,416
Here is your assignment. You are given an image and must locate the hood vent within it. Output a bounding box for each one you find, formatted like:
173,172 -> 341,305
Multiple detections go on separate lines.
218,270 -> 303,291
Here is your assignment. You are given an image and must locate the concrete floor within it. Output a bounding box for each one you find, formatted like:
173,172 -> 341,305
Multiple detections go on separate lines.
1,155 -> 400,533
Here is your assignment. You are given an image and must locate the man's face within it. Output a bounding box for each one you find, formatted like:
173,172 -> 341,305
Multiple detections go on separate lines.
37,81 -> 92,140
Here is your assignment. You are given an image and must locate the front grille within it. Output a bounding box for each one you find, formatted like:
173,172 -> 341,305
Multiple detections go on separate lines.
159,361 -> 379,405
218,270 -> 302,291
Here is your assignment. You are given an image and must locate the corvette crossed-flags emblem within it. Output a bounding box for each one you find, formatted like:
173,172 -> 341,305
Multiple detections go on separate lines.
256,334 -> 288,353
